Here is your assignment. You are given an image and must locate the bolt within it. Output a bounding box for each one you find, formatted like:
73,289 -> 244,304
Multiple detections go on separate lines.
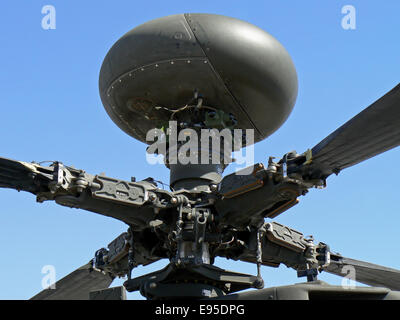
209,184 -> 218,192
149,282 -> 157,289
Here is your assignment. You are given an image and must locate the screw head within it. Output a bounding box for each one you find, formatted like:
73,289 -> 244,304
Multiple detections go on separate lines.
149,282 -> 157,289
209,184 -> 218,192
149,193 -> 156,201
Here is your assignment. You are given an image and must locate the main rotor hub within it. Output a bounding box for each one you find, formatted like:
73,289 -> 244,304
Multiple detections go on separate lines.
145,94 -> 241,189
97,14 -> 298,297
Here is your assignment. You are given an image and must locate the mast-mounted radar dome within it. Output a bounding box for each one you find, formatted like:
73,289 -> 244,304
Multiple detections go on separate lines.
99,13 -> 298,145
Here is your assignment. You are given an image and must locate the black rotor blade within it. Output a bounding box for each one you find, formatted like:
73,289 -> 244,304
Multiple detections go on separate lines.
30,261 -> 114,300
323,253 -> 400,291
308,83 -> 400,178
0,157 -> 53,194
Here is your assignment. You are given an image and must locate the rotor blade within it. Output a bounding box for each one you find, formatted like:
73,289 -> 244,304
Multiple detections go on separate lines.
30,261 -> 114,300
308,83 -> 400,178
0,157 -> 53,194
323,253 -> 400,291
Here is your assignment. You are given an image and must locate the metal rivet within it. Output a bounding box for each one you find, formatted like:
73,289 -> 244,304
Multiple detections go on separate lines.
149,282 -> 157,289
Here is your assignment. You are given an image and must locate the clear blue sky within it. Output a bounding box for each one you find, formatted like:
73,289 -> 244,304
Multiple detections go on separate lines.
0,0 -> 399,299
